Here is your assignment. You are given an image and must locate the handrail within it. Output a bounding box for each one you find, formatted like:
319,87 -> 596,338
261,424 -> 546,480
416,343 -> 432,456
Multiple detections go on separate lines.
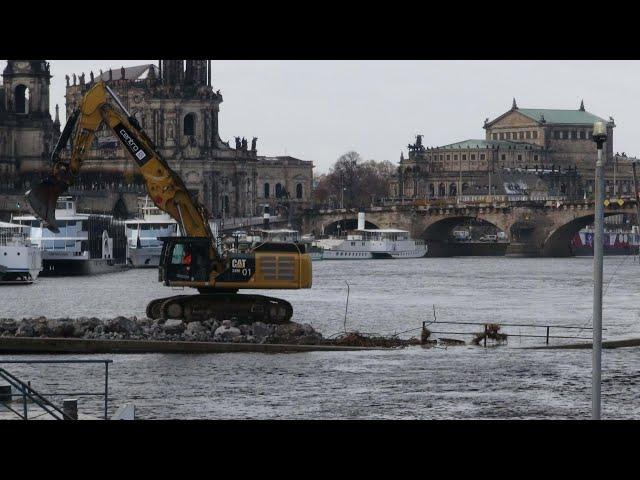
0,368 -> 69,420
0,359 -> 112,420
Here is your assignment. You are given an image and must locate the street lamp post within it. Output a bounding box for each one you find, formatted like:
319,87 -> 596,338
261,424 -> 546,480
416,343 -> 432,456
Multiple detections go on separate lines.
592,121 -> 607,420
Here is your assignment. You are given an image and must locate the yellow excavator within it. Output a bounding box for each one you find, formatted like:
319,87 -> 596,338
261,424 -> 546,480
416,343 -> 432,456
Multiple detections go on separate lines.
26,81 -> 312,324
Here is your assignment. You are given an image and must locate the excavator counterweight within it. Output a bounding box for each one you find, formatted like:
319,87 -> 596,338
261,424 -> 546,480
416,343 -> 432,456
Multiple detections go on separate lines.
26,81 -> 312,324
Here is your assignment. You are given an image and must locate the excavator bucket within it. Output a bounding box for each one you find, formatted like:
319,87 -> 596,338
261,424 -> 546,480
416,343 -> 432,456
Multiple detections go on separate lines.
25,179 -> 65,234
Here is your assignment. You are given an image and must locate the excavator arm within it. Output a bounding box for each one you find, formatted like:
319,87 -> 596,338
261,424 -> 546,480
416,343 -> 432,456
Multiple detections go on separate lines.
27,81 -> 212,241
26,80 -> 312,324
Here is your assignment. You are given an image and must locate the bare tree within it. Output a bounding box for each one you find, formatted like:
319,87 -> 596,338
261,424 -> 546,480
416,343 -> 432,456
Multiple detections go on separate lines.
313,152 -> 394,209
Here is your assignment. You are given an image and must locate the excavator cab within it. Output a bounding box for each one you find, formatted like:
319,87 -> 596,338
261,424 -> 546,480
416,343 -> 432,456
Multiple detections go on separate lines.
159,237 -> 212,284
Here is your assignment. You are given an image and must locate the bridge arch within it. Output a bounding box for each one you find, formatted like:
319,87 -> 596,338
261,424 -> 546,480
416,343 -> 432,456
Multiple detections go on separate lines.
421,215 -> 506,255
542,211 -> 629,257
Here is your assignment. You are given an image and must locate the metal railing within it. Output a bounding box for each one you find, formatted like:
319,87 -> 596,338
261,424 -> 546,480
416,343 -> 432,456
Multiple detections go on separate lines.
422,320 -> 601,346
0,359 -> 112,420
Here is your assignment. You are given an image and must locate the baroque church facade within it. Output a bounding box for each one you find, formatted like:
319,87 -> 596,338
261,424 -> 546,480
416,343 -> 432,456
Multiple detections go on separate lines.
1,60 -> 313,219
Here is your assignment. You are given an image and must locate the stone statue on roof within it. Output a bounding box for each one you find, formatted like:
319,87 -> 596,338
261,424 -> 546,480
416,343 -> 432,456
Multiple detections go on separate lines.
251,137 -> 258,151
121,66 -> 126,79
73,73 -> 77,85
65,75 -> 70,87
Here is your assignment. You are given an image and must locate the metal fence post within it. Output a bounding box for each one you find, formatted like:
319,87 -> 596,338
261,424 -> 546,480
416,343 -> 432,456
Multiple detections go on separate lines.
22,384 -> 28,420
592,121 -> 607,420
546,326 -> 550,345
104,361 -> 109,421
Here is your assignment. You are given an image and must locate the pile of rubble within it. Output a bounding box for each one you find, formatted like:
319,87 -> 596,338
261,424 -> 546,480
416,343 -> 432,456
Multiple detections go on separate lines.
0,316 -> 324,345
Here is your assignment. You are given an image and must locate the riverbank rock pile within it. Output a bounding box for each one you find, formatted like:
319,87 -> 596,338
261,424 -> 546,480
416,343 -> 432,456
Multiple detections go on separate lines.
0,317 -> 325,345
330,332 -> 421,348
0,317 -> 421,348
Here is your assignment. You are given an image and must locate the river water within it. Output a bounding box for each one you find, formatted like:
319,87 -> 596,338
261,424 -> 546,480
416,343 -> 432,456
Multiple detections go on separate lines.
1,256 -> 640,419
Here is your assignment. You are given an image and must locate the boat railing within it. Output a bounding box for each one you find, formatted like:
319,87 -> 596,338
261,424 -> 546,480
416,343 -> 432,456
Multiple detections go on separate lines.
0,228 -> 31,246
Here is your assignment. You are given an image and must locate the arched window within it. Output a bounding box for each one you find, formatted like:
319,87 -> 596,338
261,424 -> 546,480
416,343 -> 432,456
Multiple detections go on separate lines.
438,183 -> 446,197
275,183 -> 283,198
449,183 -> 457,196
264,182 -> 270,198
183,113 -> 196,136
15,85 -> 29,114
223,195 -> 230,215
296,183 -> 303,199
134,110 -> 144,128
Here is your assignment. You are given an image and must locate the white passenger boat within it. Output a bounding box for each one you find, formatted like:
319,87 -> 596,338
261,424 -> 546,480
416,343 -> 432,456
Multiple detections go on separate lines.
0,221 -> 42,284
318,212 -> 427,260
13,197 -> 126,276
125,199 -> 180,268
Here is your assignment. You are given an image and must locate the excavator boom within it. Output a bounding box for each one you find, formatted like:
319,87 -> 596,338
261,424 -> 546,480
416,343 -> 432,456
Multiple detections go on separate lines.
27,82 -> 211,241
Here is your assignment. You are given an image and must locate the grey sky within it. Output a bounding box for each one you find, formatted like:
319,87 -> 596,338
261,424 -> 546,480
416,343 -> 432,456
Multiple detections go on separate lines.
1,60 -> 638,173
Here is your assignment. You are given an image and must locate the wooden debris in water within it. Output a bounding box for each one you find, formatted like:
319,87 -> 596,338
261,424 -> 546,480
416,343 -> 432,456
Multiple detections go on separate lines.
472,323 -> 508,346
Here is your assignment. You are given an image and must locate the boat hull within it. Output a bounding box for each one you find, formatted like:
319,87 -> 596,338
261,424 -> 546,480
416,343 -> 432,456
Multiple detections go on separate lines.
323,247 -> 427,260
127,246 -> 163,268
0,245 -> 42,283
40,258 -> 128,276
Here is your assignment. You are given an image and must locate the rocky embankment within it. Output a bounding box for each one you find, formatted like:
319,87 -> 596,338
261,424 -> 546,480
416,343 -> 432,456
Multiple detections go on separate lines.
0,316 -> 421,348
0,317 -> 326,345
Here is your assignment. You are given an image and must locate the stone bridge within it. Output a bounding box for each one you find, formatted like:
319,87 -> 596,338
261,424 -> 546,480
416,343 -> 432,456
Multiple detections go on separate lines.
302,201 -> 639,257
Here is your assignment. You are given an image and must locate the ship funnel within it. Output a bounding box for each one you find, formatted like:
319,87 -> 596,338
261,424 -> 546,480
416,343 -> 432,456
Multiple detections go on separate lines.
263,206 -> 270,229
358,211 -> 365,230
25,179 -> 65,234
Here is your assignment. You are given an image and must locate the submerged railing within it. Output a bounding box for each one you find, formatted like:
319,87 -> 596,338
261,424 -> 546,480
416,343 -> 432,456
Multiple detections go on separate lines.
0,359 -> 112,420
422,320 -> 601,347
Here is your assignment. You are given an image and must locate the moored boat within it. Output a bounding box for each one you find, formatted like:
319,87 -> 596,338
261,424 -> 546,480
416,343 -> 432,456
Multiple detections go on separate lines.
13,197 -> 127,276
0,221 -> 42,284
317,212 -> 427,260
125,197 -> 180,268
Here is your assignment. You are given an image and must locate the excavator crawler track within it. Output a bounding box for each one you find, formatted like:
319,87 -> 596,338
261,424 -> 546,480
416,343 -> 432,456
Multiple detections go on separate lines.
148,294 -> 293,324
146,295 -> 188,320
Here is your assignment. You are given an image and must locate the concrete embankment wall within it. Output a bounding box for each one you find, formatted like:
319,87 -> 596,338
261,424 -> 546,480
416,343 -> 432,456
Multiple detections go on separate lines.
0,337 -> 379,354
527,338 -> 640,350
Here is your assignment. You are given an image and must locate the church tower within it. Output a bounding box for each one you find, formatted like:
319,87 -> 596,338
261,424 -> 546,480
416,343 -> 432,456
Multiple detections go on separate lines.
185,60 -> 210,86
2,60 -> 52,116
160,60 -> 184,86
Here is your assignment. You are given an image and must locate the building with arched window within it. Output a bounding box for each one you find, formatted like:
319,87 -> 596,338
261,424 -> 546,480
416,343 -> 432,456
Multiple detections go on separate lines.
0,60 -> 60,192
389,99 -> 623,202
0,59 -> 313,220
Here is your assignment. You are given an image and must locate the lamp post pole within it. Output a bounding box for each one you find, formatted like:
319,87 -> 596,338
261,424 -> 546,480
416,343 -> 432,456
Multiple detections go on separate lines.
592,121 -> 607,420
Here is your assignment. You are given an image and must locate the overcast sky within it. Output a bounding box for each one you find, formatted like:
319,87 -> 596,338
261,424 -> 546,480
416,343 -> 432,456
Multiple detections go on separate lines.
1,60 -> 638,173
